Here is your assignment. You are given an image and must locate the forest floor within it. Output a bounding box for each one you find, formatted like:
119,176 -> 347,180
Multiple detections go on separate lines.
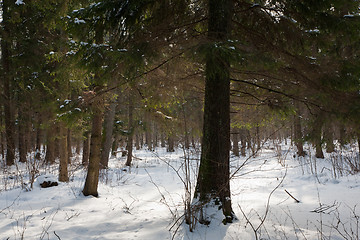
0,141 -> 360,240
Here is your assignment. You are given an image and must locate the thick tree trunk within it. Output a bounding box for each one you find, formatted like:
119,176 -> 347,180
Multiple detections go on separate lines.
125,97 -> 134,166
82,131 -> 91,166
100,100 -> 116,168
339,123 -> 346,147
58,122 -> 69,182
324,123 -> 335,153
167,134 -> 175,152
195,0 -> 234,224
2,0 -> 15,166
83,101 -> 103,197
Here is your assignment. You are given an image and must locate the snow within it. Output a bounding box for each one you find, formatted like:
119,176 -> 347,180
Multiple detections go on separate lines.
15,0 -> 24,5
74,18 -> 86,24
1,143 -> 360,239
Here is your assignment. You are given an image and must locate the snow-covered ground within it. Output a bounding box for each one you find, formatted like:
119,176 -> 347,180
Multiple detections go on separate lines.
1,142 -> 359,240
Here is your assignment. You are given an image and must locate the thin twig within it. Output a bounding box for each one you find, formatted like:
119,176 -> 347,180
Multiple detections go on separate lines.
284,189 -> 300,203
53,231 -> 61,240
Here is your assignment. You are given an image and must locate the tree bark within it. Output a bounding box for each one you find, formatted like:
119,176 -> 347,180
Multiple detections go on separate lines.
324,122 -> 335,153
240,130 -> 246,157
18,116 -> 27,163
1,0 -> 15,166
167,134 -> 175,152
195,0 -> 234,224
293,103 -> 306,157
357,133 -> 360,156
313,115 -> 324,159
83,98 -> 103,197
125,96 -> 134,166
35,117 -> 42,160
135,131 -> 141,150
232,132 -> 239,157
111,134 -> 118,157
146,128 -> 152,150
67,128 -> 72,164
82,131 -> 91,166
100,100 -> 116,168
339,123 -> 346,147
58,122 -> 69,182
45,124 -> 56,164
256,126 -> 261,150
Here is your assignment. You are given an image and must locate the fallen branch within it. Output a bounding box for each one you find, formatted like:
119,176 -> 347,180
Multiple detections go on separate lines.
285,189 -> 300,203
54,231 -> 61,240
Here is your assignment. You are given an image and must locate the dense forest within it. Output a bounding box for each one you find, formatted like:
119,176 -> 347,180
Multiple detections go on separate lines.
1,0 -> 360,239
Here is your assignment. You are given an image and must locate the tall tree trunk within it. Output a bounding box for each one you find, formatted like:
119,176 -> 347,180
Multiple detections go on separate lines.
83,26 -> 104,197
167,134 -> 175,152
82,131 -> 91,166
125,96 -> 134,166
45,125 -> 55,164
145,112 -> 152,150
83,94 -> 103,197
67,128 -> 72,164
313,115 -> 324,159
35,117 -> 42,160
2,0 -> 15,166
256,126 -> 261,150
153,124 -> 158,148
240,131 -> 246,157
0,132 -> 3,160
100,100 -> 116,168
0,112 -> 4,159
135,131 -> 141,150
146,128 -> 152,150
18,116 -> 27,163
357,132 -> 360,156
182,104 -> 190,150
339,123 -> 346,148
111,134 -> 118,157
293,103 -> 306,157
160,132 -> 166,148
324,122 -> 335,153
25,120 -> 32,157
75,138 -> 81,155
232,132 -> 239,157
58,122 -> 69,182
195,0 -> 234,224
140,132 -> 144,148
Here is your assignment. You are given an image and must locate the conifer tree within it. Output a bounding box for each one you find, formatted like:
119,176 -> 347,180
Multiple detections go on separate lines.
194,0 -> 234,224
